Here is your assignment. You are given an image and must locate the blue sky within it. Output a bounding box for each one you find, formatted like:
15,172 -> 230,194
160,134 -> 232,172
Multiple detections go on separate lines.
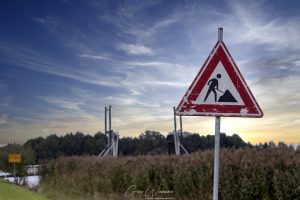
0,0 -> 299,145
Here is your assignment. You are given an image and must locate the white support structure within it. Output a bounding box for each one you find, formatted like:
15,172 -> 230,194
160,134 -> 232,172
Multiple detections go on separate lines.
172,107 -> 189,155
100,131 -> 119,157
112,132 -> 119,157
171,131 -> 189,155
99,106 -> 119,157
179,142 -> 189,154
174,131 -> 180,155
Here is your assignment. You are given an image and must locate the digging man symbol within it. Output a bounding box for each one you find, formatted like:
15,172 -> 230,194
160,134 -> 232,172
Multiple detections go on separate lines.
204,74 -> 222,102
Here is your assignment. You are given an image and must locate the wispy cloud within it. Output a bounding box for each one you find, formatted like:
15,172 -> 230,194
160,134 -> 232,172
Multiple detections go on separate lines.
117,43 -> 154,55
78,54 -> 111,60
125,61 -> 175,67
33,16 -> 58,27
1,0 -> 300,144
33,15 -> 113,58
0,41 -> 192,93
97,1 -> 184,47
0,83 -> 6,91
0,42 -> 123,87
0,114 -> 8,125
105,96 -> 160,108
129,89 -> 142,96
0,95 -> 12,108
224,1 -> 300,50
30,87 -> 174,139
37,96 -> 84,111
143,81 -> 188,87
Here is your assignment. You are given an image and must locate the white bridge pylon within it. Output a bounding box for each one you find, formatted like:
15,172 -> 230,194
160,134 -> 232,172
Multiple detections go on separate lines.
98,106 -> 119,157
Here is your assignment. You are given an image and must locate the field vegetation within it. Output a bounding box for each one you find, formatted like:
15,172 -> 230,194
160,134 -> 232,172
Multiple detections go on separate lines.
39,145 -> 300,200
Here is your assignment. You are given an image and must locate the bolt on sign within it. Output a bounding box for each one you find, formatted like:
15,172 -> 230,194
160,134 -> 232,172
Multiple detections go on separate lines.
8,154 -> 21,163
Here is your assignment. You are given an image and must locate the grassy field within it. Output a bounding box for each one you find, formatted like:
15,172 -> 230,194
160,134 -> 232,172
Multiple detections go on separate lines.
0,179 -> 48,200
39,147 -> 300,200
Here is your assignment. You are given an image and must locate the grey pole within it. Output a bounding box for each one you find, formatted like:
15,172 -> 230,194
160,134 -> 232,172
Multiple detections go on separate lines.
173,107 -> 177,131
180,115 -> 183,140
14,162 -> 16,188
105,107 -> 107,134
173,107 -> 180,155
104,107 -> 108,145
109,106 -> 112,132
218,27 -> 223,41
109,105 -> 112,147
213,116 -> 221,200
213,27 -> 223,200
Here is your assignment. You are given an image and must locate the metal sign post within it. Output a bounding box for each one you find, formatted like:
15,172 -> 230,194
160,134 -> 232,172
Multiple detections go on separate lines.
13,162 -> 16,188
213,116 -> 221,200
175,27 -> 263,200
212,28 -> 223,200
8,154 -> 21,187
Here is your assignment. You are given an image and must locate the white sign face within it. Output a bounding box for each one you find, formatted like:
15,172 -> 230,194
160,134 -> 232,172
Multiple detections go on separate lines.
193,62 -> 244,105
176,40 -> 263,117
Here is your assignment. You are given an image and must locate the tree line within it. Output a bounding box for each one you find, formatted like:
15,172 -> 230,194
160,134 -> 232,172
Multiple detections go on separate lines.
20,131 -> 249,162
2,130 -> 297,168
0,131 -> 300,174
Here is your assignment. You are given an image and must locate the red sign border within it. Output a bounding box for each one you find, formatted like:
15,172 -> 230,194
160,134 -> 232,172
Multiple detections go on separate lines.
176,41 -> 263,118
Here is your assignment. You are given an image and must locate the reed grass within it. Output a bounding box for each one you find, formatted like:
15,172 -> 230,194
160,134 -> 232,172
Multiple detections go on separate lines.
39,147 -> 300,200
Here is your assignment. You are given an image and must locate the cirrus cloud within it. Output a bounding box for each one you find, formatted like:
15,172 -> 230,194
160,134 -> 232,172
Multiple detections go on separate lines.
117,43 -> 154,55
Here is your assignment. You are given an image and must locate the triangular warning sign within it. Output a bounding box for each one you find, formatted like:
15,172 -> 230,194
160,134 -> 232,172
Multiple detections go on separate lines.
176,41 -> 263,117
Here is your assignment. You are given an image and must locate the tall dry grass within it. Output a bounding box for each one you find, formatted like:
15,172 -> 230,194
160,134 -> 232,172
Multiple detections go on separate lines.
39,147 -> 300,200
